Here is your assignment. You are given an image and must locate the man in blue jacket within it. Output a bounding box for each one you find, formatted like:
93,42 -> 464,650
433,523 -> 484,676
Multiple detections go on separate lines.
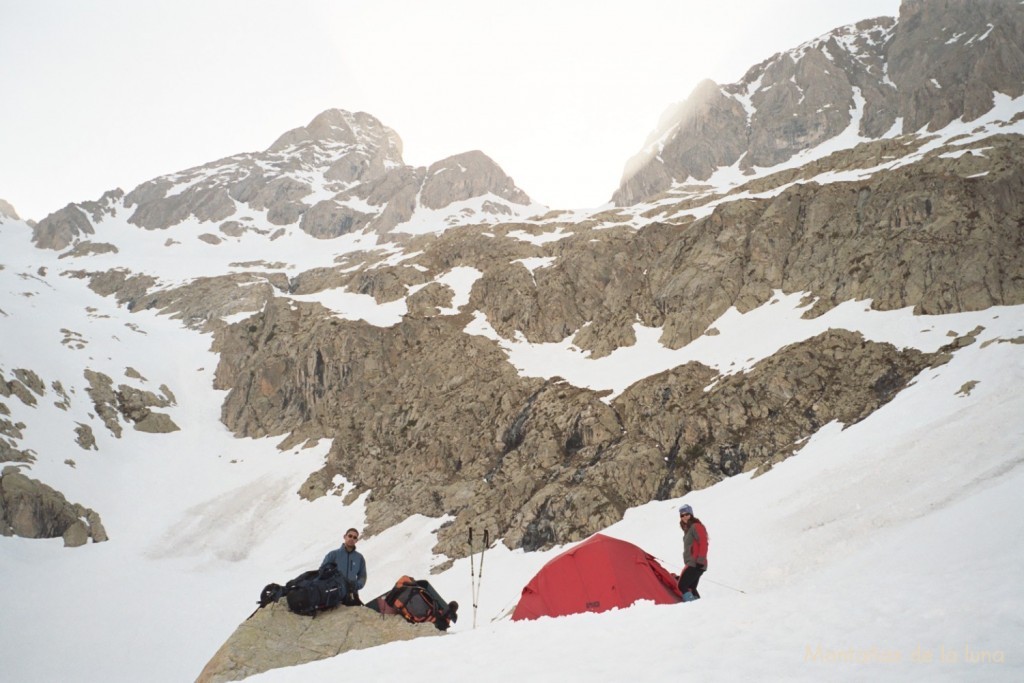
321,527 -> 367,605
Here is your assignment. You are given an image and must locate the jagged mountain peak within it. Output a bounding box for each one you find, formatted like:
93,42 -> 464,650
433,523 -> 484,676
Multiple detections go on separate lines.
267,108 -> 404,164
613,0 -> 1024,206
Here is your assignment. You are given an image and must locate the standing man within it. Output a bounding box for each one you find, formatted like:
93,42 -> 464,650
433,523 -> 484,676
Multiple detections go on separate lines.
321,527 -> 367,606
677,504 -> 708,602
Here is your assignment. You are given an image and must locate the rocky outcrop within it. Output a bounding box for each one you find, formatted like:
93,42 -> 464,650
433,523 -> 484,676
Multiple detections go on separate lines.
298,200 -> 374,238
1,369 -> 44,463
1,370 -> 40,464
129,272 -> 290,332
1,403 -> 34,463
58,241 -> 119,259
65,268 -> 291,332
614,0 -> 1024,205
79,189 -> 125,223
32,203 -> 95,250
83,369 -> 179,437
2,368 -> 45,402
331,166 -> 425,235
31,190 -> 125,249
0,198 -> 19,220
420,151 -> 531,209
0,466 -> 108,546
67,268 -> 158,311
196,602 -> 441,683
469,223 -> 665,354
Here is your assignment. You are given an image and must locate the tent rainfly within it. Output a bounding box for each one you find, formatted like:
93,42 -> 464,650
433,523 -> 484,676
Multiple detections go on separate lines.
511,533 -> 682,621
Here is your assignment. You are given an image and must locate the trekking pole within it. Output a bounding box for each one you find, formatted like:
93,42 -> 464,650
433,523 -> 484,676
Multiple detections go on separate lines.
472,529 -> 489,629
469,528 -> 477,628
479,529 -> 489,580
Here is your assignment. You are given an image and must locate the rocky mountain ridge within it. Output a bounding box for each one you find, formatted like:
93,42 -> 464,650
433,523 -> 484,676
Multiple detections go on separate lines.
31,108 -> 540,253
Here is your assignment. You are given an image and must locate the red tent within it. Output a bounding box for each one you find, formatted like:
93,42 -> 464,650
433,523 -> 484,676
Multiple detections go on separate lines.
511,533 -> 682,621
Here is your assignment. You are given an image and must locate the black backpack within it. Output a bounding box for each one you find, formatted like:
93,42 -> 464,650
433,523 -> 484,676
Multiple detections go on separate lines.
257,563 -> 352,617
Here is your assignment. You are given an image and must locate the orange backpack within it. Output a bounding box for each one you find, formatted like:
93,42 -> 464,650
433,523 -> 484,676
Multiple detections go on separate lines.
382,576 -> 459,630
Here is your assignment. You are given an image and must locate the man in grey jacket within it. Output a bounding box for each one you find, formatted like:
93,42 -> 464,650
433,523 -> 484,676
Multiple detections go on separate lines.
321,527 -> 367,605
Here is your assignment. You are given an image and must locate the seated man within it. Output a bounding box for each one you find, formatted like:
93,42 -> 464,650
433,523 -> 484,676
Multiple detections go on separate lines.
321,527 -> 367,605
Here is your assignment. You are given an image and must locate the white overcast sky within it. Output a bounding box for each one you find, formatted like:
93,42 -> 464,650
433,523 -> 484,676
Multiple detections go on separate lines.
0,0 -> 900,221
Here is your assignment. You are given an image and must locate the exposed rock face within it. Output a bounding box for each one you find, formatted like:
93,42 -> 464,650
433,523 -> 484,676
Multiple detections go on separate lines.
616,79 -> 750,205
213,290 -> 936,558
196,602 -> 441,682
633,330 -> 943,483
0,466 -> 108,546
889,0 -> 1024,134
334,165 -> 426,234
32,204 -> 95,250
31,190 -> 124,249
614,0 -> 1024,205
489,137 -> 1024,355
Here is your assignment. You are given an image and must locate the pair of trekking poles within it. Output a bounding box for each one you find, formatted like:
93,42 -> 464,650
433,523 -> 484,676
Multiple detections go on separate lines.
468,528 -> 489,629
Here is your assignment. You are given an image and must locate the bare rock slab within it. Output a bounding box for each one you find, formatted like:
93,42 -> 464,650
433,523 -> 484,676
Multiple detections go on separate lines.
196,602 -> 442,682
